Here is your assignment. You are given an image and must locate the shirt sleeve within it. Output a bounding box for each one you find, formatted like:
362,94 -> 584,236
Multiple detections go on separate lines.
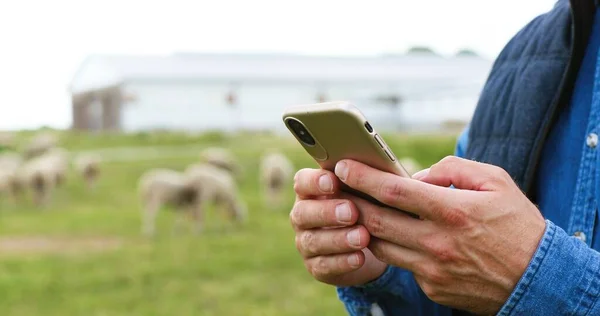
335,126 -> 472,315
497,220 -> 600,315
336,265 -> 421,315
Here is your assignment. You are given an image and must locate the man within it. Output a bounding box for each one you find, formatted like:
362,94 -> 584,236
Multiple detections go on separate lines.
289,0 -> 600,315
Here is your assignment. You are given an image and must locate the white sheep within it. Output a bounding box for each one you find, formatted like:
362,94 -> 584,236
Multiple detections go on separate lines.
399,157 -> 422,177
23,132 -> 59,159
199,147 -> 243,180
138,168 -> 201,237
259,151 -> 294,208
184,163 -> 247,228
74,153 -> 101,189
42,147 -> 70,186
0,152 -> 24,200
19,155 -> 60,207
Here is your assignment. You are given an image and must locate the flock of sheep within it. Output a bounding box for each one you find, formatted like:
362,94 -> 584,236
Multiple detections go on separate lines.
139,147 -> 295,236
0,132 -> 101,207
0,131 -> 422,238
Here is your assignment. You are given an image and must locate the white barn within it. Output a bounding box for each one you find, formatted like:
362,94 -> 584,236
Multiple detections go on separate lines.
68,53 -> 493,133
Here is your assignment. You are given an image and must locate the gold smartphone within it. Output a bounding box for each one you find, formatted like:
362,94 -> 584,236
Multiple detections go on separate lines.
282,100 -> 413,211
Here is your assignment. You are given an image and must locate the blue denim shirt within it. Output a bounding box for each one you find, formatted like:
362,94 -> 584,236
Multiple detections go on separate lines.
336,8 -> 600,316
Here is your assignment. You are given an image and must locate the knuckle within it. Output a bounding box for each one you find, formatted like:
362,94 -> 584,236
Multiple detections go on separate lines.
420,281 -> 441,302
490,165 -> 510,183
289,203 -> 303,228
430,156 -> 458,174
293,168 -> 315,194
441,207 -> 469,227
294,169 -> 303,182
294,234 -> 303,253
419,237 -> 455,263
369,240 -> 389,262
439,155 -> 459,166
293,170 -> 305,194
301,231 -> 318,255
378,179 -> 405,205
311,256 -> 331,278
423,265 -> 449,286
366,213 -> 386,235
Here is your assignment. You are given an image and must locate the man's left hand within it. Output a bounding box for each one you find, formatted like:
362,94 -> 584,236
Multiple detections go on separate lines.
334,156 -> 546,315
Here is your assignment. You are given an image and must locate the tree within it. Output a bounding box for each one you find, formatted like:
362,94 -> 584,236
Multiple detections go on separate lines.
456,49 -> 479,57
406,46 -> 438,55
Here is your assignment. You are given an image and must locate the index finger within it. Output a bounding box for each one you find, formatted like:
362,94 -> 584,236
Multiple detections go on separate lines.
335,160 -> 459,220
294,168 -> 342,198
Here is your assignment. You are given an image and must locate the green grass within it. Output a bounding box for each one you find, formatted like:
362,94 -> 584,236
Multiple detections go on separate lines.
0,131 -> 457,316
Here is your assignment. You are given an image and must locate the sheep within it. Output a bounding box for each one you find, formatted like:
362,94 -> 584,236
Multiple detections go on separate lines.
259,151 -> 294,208
18,155 -> 60,207
184,163 -> 247,229
198,147 -> 243,180
74,153 -> 101,189
42,147 -> 70,186
22,132 -> 59,160
138,168 -> 200,237
0,152 -> 24,200
399,157 -> 422,177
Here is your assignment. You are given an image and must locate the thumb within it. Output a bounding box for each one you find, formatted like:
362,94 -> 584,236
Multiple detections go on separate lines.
415,156 -> 507,191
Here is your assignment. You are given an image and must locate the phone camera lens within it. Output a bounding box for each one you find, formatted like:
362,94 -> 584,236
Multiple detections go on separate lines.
286,119 -> 316,146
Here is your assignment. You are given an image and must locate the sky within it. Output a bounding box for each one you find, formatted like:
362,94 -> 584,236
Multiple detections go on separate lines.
0,0 -> 557,130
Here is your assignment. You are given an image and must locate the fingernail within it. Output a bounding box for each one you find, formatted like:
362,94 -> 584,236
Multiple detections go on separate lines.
347,229 -> 361,247
335,161 -> 348,181
335,203 -> 352,223
348,254 -> 360,268
318,174 -> 333,193
412,168 -> 430,180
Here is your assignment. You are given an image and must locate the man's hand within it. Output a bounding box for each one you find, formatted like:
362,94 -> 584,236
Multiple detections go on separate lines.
335,156 -> 546,314
290,168 -> 388,287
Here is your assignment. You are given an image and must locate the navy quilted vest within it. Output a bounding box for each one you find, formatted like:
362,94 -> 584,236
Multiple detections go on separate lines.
465,0 -> 595,201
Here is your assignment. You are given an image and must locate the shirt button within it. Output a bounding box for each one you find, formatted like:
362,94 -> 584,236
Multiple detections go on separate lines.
574,231 -> 587,242
587,133 -> 598,148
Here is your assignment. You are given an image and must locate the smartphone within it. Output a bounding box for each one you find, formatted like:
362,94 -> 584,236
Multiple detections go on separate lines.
282,100 -> 414,212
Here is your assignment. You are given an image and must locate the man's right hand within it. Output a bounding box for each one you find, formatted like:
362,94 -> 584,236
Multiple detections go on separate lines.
290,168 -> 388,287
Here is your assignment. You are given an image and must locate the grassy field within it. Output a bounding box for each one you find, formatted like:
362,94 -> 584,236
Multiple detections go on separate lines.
0,130 -> 457,316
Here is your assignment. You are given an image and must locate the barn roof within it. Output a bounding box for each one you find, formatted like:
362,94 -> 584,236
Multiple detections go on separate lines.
69,53 -> 493,94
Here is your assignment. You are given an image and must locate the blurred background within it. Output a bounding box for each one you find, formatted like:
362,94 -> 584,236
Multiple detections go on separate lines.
0,1 -> 556,315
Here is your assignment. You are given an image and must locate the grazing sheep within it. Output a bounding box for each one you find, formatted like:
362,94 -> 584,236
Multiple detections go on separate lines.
199,147 -> 243,180
0,169 -> 15,200
19,155 -> 60,207
399,157 -> 422,177
23,132 -> 59,159
0,152 -> 24,200
42,147 -> 70,186
259,151 -> 294,208
74,153 -> 101,189
138,169 -> 201,237
185,163 -> 247,228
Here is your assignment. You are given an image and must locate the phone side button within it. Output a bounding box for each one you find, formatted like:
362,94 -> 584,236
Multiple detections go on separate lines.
374,134 -> 385,148
384,147 -> 396,161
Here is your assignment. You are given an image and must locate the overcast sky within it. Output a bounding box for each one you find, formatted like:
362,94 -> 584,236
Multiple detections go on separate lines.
0,0 -> 557,130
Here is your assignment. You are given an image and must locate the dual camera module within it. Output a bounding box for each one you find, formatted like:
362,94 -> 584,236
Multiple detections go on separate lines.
285,118 -> 316,146
286,118 -> 374,147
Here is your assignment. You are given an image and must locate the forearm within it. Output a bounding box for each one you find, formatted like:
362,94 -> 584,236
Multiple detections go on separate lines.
498,220 -> 600,315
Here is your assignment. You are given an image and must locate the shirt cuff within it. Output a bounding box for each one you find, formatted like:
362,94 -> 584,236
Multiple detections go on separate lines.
497,220 -> 600,315
337,264 -> 418,315
336,265 -> 396,310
